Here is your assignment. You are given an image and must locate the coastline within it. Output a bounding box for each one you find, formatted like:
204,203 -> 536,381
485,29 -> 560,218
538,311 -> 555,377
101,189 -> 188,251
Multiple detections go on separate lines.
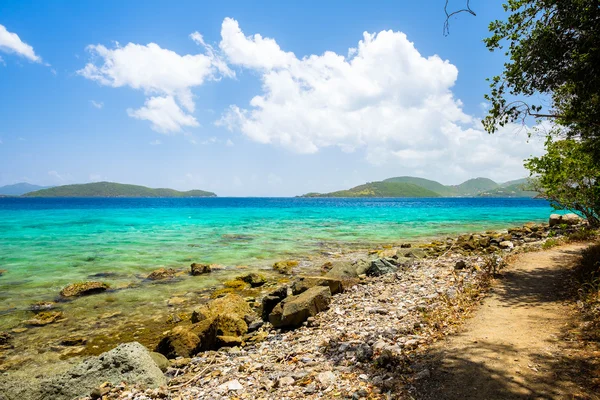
0,216 -> 588,399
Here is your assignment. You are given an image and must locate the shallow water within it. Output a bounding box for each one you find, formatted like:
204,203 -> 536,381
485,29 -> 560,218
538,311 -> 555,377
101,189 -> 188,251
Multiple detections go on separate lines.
0,197 -> 556,318
0,197 -> 560,372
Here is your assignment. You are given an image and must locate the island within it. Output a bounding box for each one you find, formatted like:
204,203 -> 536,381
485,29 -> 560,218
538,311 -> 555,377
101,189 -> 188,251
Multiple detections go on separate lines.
22,182 -> 217,198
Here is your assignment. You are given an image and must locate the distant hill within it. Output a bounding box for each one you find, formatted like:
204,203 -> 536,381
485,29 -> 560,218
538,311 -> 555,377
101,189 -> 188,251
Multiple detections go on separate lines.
452,178 -> 499,196
477,178 -> 538,198
383,176 -> 458,197
0,183 -> 51,196
302,176 -> 538,198
300,181 -> 441,198
23,182 -> 216,198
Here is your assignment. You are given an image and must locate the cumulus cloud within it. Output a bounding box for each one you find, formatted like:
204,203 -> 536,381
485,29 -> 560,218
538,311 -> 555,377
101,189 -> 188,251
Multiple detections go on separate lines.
78,34 -> 233,133
0,24 -> 42,62
127,96 -> 199,133
217,18 -> 544,179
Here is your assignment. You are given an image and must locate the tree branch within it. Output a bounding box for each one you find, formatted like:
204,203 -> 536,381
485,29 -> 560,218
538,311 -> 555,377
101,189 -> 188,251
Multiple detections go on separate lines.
444,0 -> 476,36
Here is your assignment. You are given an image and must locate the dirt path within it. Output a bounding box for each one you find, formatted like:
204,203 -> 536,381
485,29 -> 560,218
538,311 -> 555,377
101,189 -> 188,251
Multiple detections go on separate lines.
417,243 -> 592,400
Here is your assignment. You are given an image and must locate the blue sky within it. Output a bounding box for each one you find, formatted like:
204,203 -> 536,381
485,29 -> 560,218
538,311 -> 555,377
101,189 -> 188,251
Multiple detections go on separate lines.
0,0 -> 545,196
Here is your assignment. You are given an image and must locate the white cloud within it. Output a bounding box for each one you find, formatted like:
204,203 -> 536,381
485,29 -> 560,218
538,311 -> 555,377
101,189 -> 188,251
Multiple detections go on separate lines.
149,139 -> 162,146
90,100 -> 104,109
48,170 -> 64,181
226,139 -> 234,147
0,24 -> 41,62
78,34 -> 233,133
217,18 -> 545,180
127,96 -> 199,133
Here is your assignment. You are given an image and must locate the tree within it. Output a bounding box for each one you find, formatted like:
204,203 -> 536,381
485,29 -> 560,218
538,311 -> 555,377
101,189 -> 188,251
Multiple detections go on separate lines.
525,137 -> 600,227
483,0 -> 600,158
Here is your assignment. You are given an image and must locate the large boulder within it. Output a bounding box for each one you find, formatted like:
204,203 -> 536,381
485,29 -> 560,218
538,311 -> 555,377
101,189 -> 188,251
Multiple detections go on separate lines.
157,294 -> 256,357
549,213 -> 583,227
261,286 -> 288,321
60,281 -> 109,297
366,259 -> 397,277
38,342 -> 166,400
291,276 -> 345,295
155,325 -> 200,359
325,259 -> 370,279
269,286 -> 332,329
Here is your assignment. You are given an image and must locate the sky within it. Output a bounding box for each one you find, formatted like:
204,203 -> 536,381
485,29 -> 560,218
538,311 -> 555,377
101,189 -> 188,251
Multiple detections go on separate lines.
0,0 -> 547,196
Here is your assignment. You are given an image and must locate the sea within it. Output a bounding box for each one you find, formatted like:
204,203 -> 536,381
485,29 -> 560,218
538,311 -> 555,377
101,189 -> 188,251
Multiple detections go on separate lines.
0,197 -> 558,363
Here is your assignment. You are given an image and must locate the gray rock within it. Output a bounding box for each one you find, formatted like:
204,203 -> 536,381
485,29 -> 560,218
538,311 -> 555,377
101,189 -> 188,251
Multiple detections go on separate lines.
366,259 -> 397,277
269,286 -> 332,329
149,351 -> 170,372
454,260 -> 467,270
550,213 -> 583,227
499,241 -> 514,249
39,342 -> 166,400
326,259 -> 370,278
317,371 -> 336,387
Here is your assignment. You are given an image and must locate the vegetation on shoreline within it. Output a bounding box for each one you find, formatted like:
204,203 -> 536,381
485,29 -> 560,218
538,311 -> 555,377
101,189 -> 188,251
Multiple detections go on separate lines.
301,181 -> 441,198
23,182 -> 217,198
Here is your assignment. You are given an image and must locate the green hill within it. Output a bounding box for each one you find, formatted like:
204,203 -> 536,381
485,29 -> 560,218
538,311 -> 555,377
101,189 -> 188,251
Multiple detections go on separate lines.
478,179 -> 538,198
301,181 -> 441,198
452,177 -> 499,196
23,182 -> 216,198
383,176 -> 458,197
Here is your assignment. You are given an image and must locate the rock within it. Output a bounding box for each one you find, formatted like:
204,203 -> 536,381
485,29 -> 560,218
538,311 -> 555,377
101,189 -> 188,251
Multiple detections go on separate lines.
499,241 -> 514,249
454,260 -> 467,270
193,313 -> 248,351
216,335 -> 243,347
237,273 -> 267,287
277,376 -> 295,387
0,332 -> 11,345
400,243 -> 412,248
291,276 -> 345,296
23,311 -> 65,326
261,286 -> 288,321
218,379 -> 243,392
38,342 -> 166,400
29,301 -> 56,312
155,325 -> 201,359
273,260 -> 298,274
146,268 -> 178,280
317,371 -> 336,387
60,336 -> 87,346
0,269 -> 6,277
326,259 -> 370,278
223,280 -> 249,290
397,248 -> 426,259
60,282 -> 109,297
550,213 -> 583,227
167,297 -> 186,306
149,352 -> 170,372
247,320 -> 264,332
367,259 -> 397,277
269,286 -> 332,329
190,263 -> 211,275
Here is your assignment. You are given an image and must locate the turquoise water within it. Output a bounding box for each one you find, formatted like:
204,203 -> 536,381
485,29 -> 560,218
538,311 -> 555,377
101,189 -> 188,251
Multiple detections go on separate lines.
0,197 -> 558,366
0,197 -> 555,326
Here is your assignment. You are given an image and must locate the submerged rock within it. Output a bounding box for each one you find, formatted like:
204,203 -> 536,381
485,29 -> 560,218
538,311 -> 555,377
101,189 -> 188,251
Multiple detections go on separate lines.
269,286 -> 332,329
273,260 -> 298,274
23,311 -> 65,326
38,342 -> 166,400
146,268 -> 178,280
0,269 -> 6,277
29,301 -> 56,312
237,272 -> 267,287
190,263 -> 211,275
60,281 -> 109,297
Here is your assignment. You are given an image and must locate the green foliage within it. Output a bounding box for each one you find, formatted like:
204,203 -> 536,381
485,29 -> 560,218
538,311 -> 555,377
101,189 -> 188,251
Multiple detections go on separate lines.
476,180 -> 538,198
383,176 -> 458,197
483,0 -> 600,157
301,181 -> 441,198
23,182 -> 217,198
567,228 -> 598,242
525,138 -> 600,226
542,238 -> 560,249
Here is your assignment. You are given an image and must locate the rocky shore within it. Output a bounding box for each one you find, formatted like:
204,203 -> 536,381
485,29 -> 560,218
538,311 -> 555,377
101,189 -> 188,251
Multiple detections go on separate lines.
0,214 -> 589,399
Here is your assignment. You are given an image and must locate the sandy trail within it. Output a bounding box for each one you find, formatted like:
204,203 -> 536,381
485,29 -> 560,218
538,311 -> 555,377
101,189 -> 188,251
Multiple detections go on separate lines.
417,243 -> 591,400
